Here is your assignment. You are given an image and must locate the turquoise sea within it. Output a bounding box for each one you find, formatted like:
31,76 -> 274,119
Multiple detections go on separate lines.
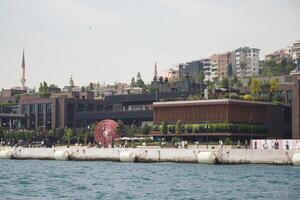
0,160 -> 300,200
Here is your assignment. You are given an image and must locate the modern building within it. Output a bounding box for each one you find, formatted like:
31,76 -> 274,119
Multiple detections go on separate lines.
152,99 -> 291,140
16,91 -> 193,130
178,60 -> 204,81
235,47 -> 260,79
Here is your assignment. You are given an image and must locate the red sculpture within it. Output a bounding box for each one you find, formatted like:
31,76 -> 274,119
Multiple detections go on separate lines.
94,119 -> 118,147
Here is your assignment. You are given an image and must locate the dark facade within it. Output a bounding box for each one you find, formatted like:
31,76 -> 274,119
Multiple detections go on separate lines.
153,99 -> 291,139
179,60 -> 204,81
18,92 -> 192,130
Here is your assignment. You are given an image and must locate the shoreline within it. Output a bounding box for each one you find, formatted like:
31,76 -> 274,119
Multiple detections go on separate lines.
1,146 -> 300,165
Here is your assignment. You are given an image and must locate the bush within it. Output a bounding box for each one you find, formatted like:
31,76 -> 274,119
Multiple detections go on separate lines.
168,125 -> 176,134
175,120 -> 182,135
192,124 -> 199,133
160,121 -> 168,134
185,124 -> 193,133
153,125 -> 160,131
243,94 -> 254,101
224,137 -> 232,145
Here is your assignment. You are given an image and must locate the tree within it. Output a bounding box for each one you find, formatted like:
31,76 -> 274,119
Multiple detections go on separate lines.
175,120 -> 182,135
141,124 -> 150,135
49,84 -> 59,88
250,79 -> 261,96
198,71 -> 205,83
39,83 -> 43,93
160,121 -> 168,134
136,72 -> 145,88
130,77 -> 136,87
116,119 -> 124,137
221,77 -> 229,89
42,81 -> 48,94
175,120 -> 182,146
88,82 -> 94,91
63,128 -> 73,146
81,86 -> 86,92
137,72 -> 142,80
270,79 -> 279,93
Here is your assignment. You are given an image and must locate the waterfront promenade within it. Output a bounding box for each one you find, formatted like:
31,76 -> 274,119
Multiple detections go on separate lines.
1,146 -> 300,165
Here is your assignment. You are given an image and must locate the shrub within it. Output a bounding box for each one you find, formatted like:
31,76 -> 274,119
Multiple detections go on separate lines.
168,125 -> 176,134
198,124 -> 205,133
175,120 -> 182,135
192,125 -> 199,133
153,125 -> 160,131
243,94 -> 254,101
224,137 -> 232,145
160,121 -> 168,134
185,124 -> 193,133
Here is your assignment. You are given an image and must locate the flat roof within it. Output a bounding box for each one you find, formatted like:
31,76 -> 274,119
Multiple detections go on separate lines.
153,99 -> 283,107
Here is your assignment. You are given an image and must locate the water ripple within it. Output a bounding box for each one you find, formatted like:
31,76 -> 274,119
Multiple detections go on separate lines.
0,160 -> 300,199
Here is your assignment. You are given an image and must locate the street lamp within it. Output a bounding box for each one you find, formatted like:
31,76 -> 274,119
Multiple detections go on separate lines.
204,121 -> 209,149
249,114 -> 253,149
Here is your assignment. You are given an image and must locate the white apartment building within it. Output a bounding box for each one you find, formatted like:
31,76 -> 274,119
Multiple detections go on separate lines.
210,54 -> 218,80
292,40 -> 300,64
202,58 -> 212,81
235,47 -> 260,79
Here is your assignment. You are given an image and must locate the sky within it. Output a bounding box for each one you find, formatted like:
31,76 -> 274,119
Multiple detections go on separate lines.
0,0 -> 300,89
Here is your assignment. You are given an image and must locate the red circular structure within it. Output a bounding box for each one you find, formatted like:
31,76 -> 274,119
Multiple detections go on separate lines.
94,119 -> 118,147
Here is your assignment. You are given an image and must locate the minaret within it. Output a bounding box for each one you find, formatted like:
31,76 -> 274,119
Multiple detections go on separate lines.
153,62 -> 158,81
20,49 -> 26,90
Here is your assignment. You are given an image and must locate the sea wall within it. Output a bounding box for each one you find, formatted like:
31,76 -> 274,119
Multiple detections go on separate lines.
1,146 -> 300,165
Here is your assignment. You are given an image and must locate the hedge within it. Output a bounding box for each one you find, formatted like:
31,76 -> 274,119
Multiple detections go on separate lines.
155,123 -> 267,134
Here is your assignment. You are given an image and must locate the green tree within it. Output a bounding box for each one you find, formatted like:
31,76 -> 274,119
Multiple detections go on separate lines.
39,83 -> 43,93
130,77 -> 136,87
42,81 -> 48,94
250,79 -> 261,96
88,82 -> 94,91
81,86 -> 86,92
270,79 -> 279,93
136,72 -> 145,88
221,77 -> 229,89
160,121 -> 168,134
175,120 -> 182,135
116,119 -> 124,137
141,124 -> 150,135
63,128 -> 73,146
198,71 -> 205,83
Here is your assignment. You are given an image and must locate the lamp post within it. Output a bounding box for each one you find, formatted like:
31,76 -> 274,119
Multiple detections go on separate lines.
204,121 -> 209,149
249,115 -> 253,149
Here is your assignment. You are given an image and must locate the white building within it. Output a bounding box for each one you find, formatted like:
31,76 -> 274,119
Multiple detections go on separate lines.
210,54 -> 218,80
292,40 -> 300,64
202,58 -> 212,81
165,65 -> 180,81
235,47 -> 260,79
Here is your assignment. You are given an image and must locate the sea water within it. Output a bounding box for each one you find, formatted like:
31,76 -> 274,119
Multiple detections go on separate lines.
0,160 -> 299,200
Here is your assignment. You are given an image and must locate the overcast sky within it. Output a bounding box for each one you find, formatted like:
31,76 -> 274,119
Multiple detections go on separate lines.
0,0 -> 299,89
